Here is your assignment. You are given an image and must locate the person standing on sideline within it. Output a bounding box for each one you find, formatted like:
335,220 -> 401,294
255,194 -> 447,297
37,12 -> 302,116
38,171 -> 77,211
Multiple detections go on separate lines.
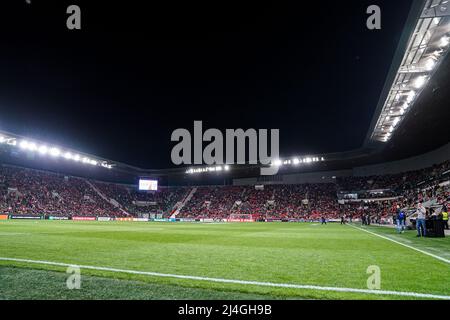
341,215 -> 345,225
321,216 -> 327,225
442,205 -> 448,230
416,203 -> 427,237
397,208 -> 406,234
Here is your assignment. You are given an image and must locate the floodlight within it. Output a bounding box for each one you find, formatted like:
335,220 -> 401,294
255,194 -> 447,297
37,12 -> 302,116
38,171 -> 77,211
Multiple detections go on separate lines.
273,159 -> 282,166
19,140 -> 29,149
64,152 -> 72,160
406,91 -> 416,103
101,162 -> 113,169
293,158 -> 300,165
413,76 -> 426,89
425,59 -> 435,71
38,145 -> 48,154
224,165 -> 230,171
440,36 -> 449,47
28,142 -> 37,151
50,147 -> 61,157
73,154 -> 80,162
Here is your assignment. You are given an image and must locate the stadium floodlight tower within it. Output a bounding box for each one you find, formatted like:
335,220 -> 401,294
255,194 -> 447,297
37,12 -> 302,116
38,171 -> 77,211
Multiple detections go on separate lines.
366,0 -> 450,145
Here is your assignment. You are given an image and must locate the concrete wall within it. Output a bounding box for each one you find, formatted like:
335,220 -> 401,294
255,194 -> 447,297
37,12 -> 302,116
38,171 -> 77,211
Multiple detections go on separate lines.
233,169 -> 352,186
353,142 -> 450,177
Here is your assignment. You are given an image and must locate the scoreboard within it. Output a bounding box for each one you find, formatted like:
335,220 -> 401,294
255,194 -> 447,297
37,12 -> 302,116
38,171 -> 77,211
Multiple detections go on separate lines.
138,179 -> 158,191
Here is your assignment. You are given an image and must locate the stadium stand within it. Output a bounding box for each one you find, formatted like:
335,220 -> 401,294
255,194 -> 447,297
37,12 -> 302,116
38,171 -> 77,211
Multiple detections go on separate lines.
0,165 -> 124,217
93,181 -> 189,216
0,159 -> 448,220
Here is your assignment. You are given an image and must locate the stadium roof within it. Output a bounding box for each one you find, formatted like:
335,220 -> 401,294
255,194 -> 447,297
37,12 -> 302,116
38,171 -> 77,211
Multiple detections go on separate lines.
366,0 -> 450,145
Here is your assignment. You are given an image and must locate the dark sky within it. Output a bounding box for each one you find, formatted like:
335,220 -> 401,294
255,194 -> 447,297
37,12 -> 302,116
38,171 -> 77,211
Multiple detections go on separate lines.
0,0 -> 413,169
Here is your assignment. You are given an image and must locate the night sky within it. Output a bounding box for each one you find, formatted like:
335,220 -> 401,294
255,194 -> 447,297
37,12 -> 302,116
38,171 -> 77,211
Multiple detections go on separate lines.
0,0 -> 413,169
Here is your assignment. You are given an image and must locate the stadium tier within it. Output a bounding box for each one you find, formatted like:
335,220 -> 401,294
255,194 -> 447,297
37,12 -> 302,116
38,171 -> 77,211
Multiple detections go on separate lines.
1,159 -> 448,221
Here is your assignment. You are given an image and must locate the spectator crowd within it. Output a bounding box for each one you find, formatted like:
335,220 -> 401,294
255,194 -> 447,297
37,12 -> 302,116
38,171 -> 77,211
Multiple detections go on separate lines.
0,159 -> 448,220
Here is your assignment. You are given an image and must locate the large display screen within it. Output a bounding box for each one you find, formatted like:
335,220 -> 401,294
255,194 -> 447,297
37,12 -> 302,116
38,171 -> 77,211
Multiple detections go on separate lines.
139,179 -> 158,191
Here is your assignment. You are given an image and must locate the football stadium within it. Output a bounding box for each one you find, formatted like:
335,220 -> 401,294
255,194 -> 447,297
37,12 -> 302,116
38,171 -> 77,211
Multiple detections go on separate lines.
0,0 -> 450,303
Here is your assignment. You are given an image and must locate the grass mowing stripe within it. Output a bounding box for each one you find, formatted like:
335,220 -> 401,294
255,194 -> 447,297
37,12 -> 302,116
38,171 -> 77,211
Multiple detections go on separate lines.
1,256 -> 449,300
347,224 -> 450,264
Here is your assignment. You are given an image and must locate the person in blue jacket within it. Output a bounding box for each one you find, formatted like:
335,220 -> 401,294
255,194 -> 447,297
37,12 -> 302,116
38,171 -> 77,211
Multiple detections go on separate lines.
396,209 -> 406,234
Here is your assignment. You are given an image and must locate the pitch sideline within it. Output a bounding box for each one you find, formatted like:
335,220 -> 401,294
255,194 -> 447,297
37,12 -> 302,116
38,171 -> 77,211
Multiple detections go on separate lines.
347,224 -> 449,264
0,256 -> 449,300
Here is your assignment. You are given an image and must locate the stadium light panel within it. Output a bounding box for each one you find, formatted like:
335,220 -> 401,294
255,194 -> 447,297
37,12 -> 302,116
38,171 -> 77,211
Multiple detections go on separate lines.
38,145 -> 48,155
293,158 -> 300,165
50,147 -> 61,157
413,76 -> 426,89
0,131 -> 115,170
64,152 -> 72,160
224,165 -> 230,171
425,59 -> 436,71
406,91 -> 416,103
101,162 -> 112,169
370,3 -> 450,143
273,159 -> 282,167
19,140 -> 28,149
28,142 -> 37,151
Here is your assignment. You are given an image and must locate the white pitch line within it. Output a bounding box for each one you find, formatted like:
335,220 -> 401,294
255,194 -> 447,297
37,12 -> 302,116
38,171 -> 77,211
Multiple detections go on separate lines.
0,256 -> 449,300
347,224 -> 450,264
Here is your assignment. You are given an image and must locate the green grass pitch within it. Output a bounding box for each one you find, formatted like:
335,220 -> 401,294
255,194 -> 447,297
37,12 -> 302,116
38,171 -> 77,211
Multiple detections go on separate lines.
0,220 -> 449,300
